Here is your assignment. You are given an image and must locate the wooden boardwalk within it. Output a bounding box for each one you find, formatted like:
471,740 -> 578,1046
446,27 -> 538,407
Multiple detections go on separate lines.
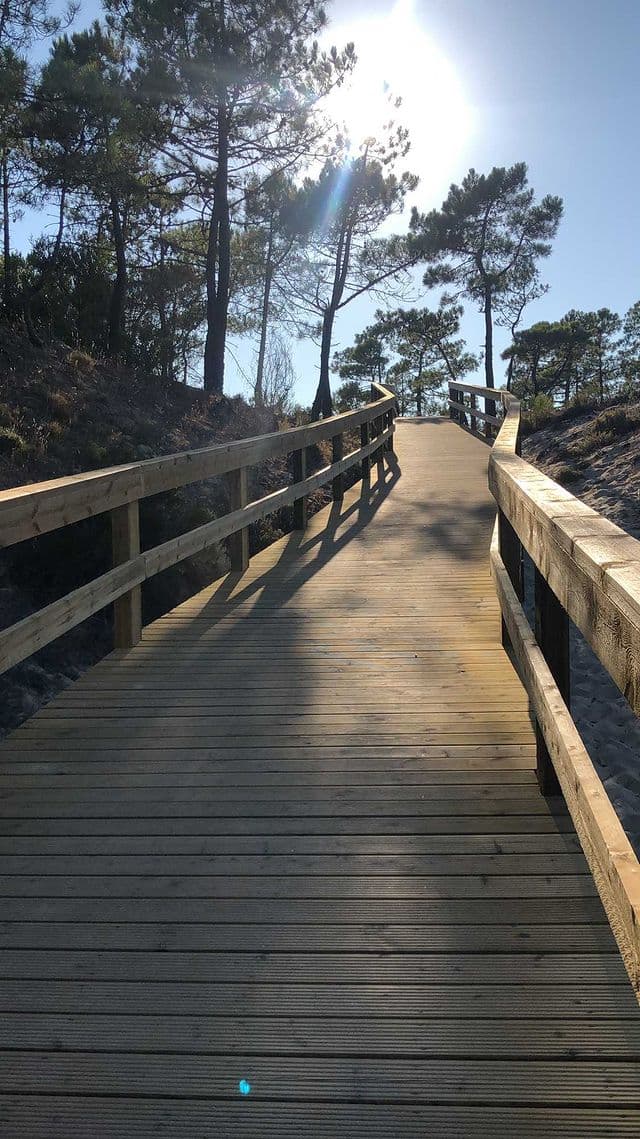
0,419 -> 639,1136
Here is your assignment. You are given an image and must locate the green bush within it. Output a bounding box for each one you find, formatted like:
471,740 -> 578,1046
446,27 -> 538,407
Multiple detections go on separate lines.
47,390 -> 73,422
81,440 -> 109,468
523,393 -> 554,432
591,406 -> 640,437
0,425 -> 28,454
553,463 -> 582,486
67,348 -> 96,373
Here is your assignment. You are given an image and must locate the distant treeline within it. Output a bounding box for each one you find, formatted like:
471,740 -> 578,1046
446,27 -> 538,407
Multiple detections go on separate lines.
2,1 -> 579,417
503,304 -> 640,411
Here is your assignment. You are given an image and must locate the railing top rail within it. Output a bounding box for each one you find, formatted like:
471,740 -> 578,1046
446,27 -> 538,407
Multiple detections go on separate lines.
448,380 -> 503,400
458,383 -> 640,716
0,382 -> 396,549
473,381 -> 640,994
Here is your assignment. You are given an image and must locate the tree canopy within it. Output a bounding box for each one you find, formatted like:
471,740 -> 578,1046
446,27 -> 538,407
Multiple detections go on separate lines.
410,163 -> 563,392
3,2 -> 638,428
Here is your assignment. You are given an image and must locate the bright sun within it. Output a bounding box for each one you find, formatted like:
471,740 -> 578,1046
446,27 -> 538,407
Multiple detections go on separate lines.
325,0 -> 474,195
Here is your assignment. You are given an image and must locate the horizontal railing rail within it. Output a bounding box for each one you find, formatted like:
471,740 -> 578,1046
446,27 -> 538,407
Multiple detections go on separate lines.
0,382 -> 397,675
450,378 -> 640,994
448,380 -> 502,437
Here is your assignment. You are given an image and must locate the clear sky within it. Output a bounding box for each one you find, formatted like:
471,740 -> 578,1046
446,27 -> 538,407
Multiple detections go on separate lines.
17,0 -> 640,403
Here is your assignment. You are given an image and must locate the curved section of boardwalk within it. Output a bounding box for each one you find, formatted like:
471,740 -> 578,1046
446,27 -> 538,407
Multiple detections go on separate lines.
0,420 -> 638,1136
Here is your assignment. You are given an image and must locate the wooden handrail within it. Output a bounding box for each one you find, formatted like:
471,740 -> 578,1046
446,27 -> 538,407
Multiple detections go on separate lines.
448,380 -> 503,399
0,383 -> 396,548
447,380 -> 502,440
0,382 -> 397,673
451,380 -> 640,993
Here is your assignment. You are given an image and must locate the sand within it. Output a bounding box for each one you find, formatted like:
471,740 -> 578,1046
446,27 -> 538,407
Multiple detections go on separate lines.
523,412 -> 640,854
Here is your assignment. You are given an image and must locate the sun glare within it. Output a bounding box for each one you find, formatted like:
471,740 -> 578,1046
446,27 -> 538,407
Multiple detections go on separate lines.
326,0 -> 474,195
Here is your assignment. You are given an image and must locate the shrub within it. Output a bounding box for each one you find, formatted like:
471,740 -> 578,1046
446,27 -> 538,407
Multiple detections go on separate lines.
553,463 -> 582,486
81,440 -> 109,468
67,348 -> 96,373
47,390 -> 73,422
591,406 -> 640,437
0,426 -> 28,455
522,393 -> 554,433
571,405 -> 640,456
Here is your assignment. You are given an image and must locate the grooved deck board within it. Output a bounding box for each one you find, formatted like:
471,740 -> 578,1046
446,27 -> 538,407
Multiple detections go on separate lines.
0,419 -> 638,1135
1,1101 -> 639,1139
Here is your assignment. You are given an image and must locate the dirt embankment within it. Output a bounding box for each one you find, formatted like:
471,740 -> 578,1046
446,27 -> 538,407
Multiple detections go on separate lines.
0,337 -> 307,735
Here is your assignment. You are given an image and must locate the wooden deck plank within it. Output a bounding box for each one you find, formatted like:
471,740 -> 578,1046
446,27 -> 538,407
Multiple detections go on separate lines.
0,897 -> 610,923
0,979 -> 637,1017
1,1053 -> 639,1104
0,921 -> 619,952
0,419 -> 637,1135
1,1013 -> 638,1057
1,1101 -> 639,1139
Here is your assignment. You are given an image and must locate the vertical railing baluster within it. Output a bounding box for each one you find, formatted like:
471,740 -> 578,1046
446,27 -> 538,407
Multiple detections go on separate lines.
386,405 -> 396,453
375,414 -> 385,480
498,509 -> 523,651
111,501 -> 142,649
292,447 -> 307,530
227,466 -> 249,572
485,392 -> 494,441
332,433 -> 343,501
361,419 -> 371,480
534,571 -> 568,796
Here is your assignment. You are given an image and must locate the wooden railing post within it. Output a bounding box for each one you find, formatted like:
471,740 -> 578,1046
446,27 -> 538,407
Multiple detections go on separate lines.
386,406 -> 396,453
534,569 -> 568,796
292,446 -> 307,529
111,501 -> 142,649
375,414 -> 385,479
361,420 -> 371,480
332,433 -> 343,501
226,466 -> 249,572
485,393 -> 494,441
498,509 -> 523,652
453,389 -> 466,427
470,393 -> 477,433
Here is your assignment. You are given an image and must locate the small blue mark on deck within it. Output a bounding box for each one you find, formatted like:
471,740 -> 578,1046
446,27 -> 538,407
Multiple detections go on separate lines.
239,1079 -> 251,1096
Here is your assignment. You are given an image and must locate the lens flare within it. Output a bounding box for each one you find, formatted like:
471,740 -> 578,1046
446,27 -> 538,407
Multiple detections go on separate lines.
325,0 -> 474,195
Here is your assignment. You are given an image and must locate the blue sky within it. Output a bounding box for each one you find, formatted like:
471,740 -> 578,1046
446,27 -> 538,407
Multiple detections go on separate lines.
17,0 -> 640,403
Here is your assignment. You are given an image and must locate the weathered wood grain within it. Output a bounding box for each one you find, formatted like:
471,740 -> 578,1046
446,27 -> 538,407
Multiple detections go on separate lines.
1,418 -> 637,1135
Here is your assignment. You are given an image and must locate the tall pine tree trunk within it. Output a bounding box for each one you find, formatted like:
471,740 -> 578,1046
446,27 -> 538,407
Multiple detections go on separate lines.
2,148 -> 11,317
108,192 -> 127,357
23,184 -> 67,348
311,308 -> 335,419
310,209 -> 355,420
483,281 -> 494,388
203,104 -> 230,394
158,213 -> 170,382
415,354 -> 424,416
483,279 -> 497,418
204,5 -> 230,395
254,223 -> 274,406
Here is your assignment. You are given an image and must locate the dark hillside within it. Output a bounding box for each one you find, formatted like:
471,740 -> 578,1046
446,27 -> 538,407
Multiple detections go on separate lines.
0,337 -> 309,735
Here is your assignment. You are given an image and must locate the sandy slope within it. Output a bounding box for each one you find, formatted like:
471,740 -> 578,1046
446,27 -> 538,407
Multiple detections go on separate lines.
524,405 -> 640,854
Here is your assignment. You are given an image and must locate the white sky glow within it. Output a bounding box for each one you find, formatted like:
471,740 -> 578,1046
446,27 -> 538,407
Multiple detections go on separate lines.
325,0 -> 475,198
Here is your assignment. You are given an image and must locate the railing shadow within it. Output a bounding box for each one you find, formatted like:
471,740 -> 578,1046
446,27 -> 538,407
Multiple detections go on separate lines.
198,458 -> 402,619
